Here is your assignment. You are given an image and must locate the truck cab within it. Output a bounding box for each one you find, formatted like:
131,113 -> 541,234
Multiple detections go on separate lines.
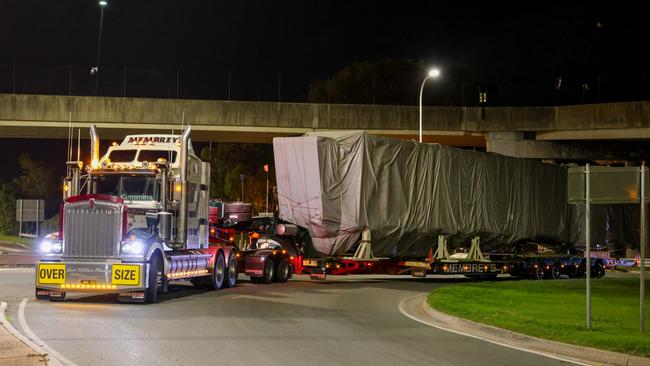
36,126 -> 237,303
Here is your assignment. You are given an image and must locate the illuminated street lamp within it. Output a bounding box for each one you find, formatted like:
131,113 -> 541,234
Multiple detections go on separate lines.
418,68 -> 441,143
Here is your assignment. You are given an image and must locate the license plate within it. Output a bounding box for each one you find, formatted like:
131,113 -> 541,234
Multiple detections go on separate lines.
303,260 -> 319,267
37,263 -> 66,284
310,272 -> 327,280
111,264 -> 140,286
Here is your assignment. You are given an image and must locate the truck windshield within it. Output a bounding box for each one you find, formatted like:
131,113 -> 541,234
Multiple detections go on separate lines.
138,150 -> 177,163
94,175 -> 159,201
107,149 -> 137,162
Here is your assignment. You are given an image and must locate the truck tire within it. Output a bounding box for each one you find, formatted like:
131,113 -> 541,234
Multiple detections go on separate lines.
550,263 -> 561,280
207,251 -> 226,290
145,254 -> 162,303
251,258 -> 274,284
223,251 -> 238,288
274,259 -> 291,283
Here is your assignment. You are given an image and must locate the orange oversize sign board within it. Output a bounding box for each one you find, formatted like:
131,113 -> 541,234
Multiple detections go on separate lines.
111,264 -> 140,286
37,263 -> 66,284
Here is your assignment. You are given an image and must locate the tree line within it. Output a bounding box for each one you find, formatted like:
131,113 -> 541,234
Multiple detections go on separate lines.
0,154 -> 59,235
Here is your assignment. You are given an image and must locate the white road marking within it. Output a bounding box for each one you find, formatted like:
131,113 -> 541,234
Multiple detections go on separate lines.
398,294 -> 590,366
0,301 -> 52,363
18,298 -> 78,366
0,267 -> 33,271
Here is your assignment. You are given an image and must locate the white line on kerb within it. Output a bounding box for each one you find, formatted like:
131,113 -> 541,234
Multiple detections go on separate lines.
18,298 -> 78,366
0,301 -> 54,363
397,294 -> 590,366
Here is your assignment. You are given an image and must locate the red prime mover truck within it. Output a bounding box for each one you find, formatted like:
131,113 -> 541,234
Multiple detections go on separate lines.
36,125 -> 291,303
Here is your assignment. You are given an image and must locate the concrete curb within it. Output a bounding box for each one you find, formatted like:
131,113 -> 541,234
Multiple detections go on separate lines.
409,294 -> 650,366
0,302 -> 48,365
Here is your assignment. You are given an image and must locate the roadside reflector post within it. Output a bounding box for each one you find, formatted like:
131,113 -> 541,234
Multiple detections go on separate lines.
585,163 -> 592,330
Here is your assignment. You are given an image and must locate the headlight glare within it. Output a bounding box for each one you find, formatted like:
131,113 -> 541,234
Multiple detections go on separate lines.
40,240 -> 52,253
39,240 -> 63,254
121,240 -> 144,255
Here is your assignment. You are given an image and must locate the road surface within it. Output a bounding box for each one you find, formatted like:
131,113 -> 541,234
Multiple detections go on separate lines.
0,268 -> 573,366
0,243 -> 39,267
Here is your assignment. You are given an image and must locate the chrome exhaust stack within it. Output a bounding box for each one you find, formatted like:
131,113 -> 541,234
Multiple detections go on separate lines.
177,126 -> 192,246
90,124 -> 100,169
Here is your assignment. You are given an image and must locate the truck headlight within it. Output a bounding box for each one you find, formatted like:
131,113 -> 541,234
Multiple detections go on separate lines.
39,240 -> 62,254
121,240 -> 144,255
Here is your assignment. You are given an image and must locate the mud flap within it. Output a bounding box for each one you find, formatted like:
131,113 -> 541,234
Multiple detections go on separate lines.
310,268 -> 327,280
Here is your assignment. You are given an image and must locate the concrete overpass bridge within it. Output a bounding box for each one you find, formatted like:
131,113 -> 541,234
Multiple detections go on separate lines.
1,93 -> 649,160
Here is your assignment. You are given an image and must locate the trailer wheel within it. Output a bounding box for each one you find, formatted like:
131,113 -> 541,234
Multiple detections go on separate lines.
223,251 -> 238,288
274,259 -> 291,283
145,254 -> 162,303
550,264 -> 561,280
207,251 -> 226,290
592,263 -> 605,278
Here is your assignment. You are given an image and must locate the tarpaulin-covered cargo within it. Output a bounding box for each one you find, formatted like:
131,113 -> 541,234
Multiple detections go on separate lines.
273,131 -> 572,257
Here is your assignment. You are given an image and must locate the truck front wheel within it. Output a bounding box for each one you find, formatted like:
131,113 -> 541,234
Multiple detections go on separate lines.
145,254 -> 162,303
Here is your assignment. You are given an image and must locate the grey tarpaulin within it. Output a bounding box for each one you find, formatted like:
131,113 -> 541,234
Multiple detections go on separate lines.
273,131 -> 572,257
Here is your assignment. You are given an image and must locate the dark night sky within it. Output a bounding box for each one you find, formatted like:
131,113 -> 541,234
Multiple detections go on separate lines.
1,1 -> 649,103
1,1 -> 649,182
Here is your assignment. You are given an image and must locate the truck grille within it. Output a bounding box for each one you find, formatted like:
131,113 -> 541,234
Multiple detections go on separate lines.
63,200 -> 123,258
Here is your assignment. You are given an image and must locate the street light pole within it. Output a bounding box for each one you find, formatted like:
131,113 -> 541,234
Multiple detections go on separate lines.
94,0 -> 108,95
264,164 -> 269,213
419,68 -> 441,143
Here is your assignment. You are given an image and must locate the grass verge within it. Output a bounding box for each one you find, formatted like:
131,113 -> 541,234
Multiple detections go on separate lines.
0,235 -> 36,248
427,278 -> 649,357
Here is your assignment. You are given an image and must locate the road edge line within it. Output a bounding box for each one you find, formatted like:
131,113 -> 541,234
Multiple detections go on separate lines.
18,298 -> 77,366
398,294 -> 591,366
0,301 -> 49,363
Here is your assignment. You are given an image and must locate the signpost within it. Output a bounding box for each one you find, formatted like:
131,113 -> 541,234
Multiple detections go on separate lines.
16,199 -> 45,238
641,165 -> 647,333
568,164 -> 648,332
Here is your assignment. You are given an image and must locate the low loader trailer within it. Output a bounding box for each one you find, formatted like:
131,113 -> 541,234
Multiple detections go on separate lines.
294,253 -> 606,281
278,231 -> 605,281
268,131 -> 607,282
209,217 -> 606,282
